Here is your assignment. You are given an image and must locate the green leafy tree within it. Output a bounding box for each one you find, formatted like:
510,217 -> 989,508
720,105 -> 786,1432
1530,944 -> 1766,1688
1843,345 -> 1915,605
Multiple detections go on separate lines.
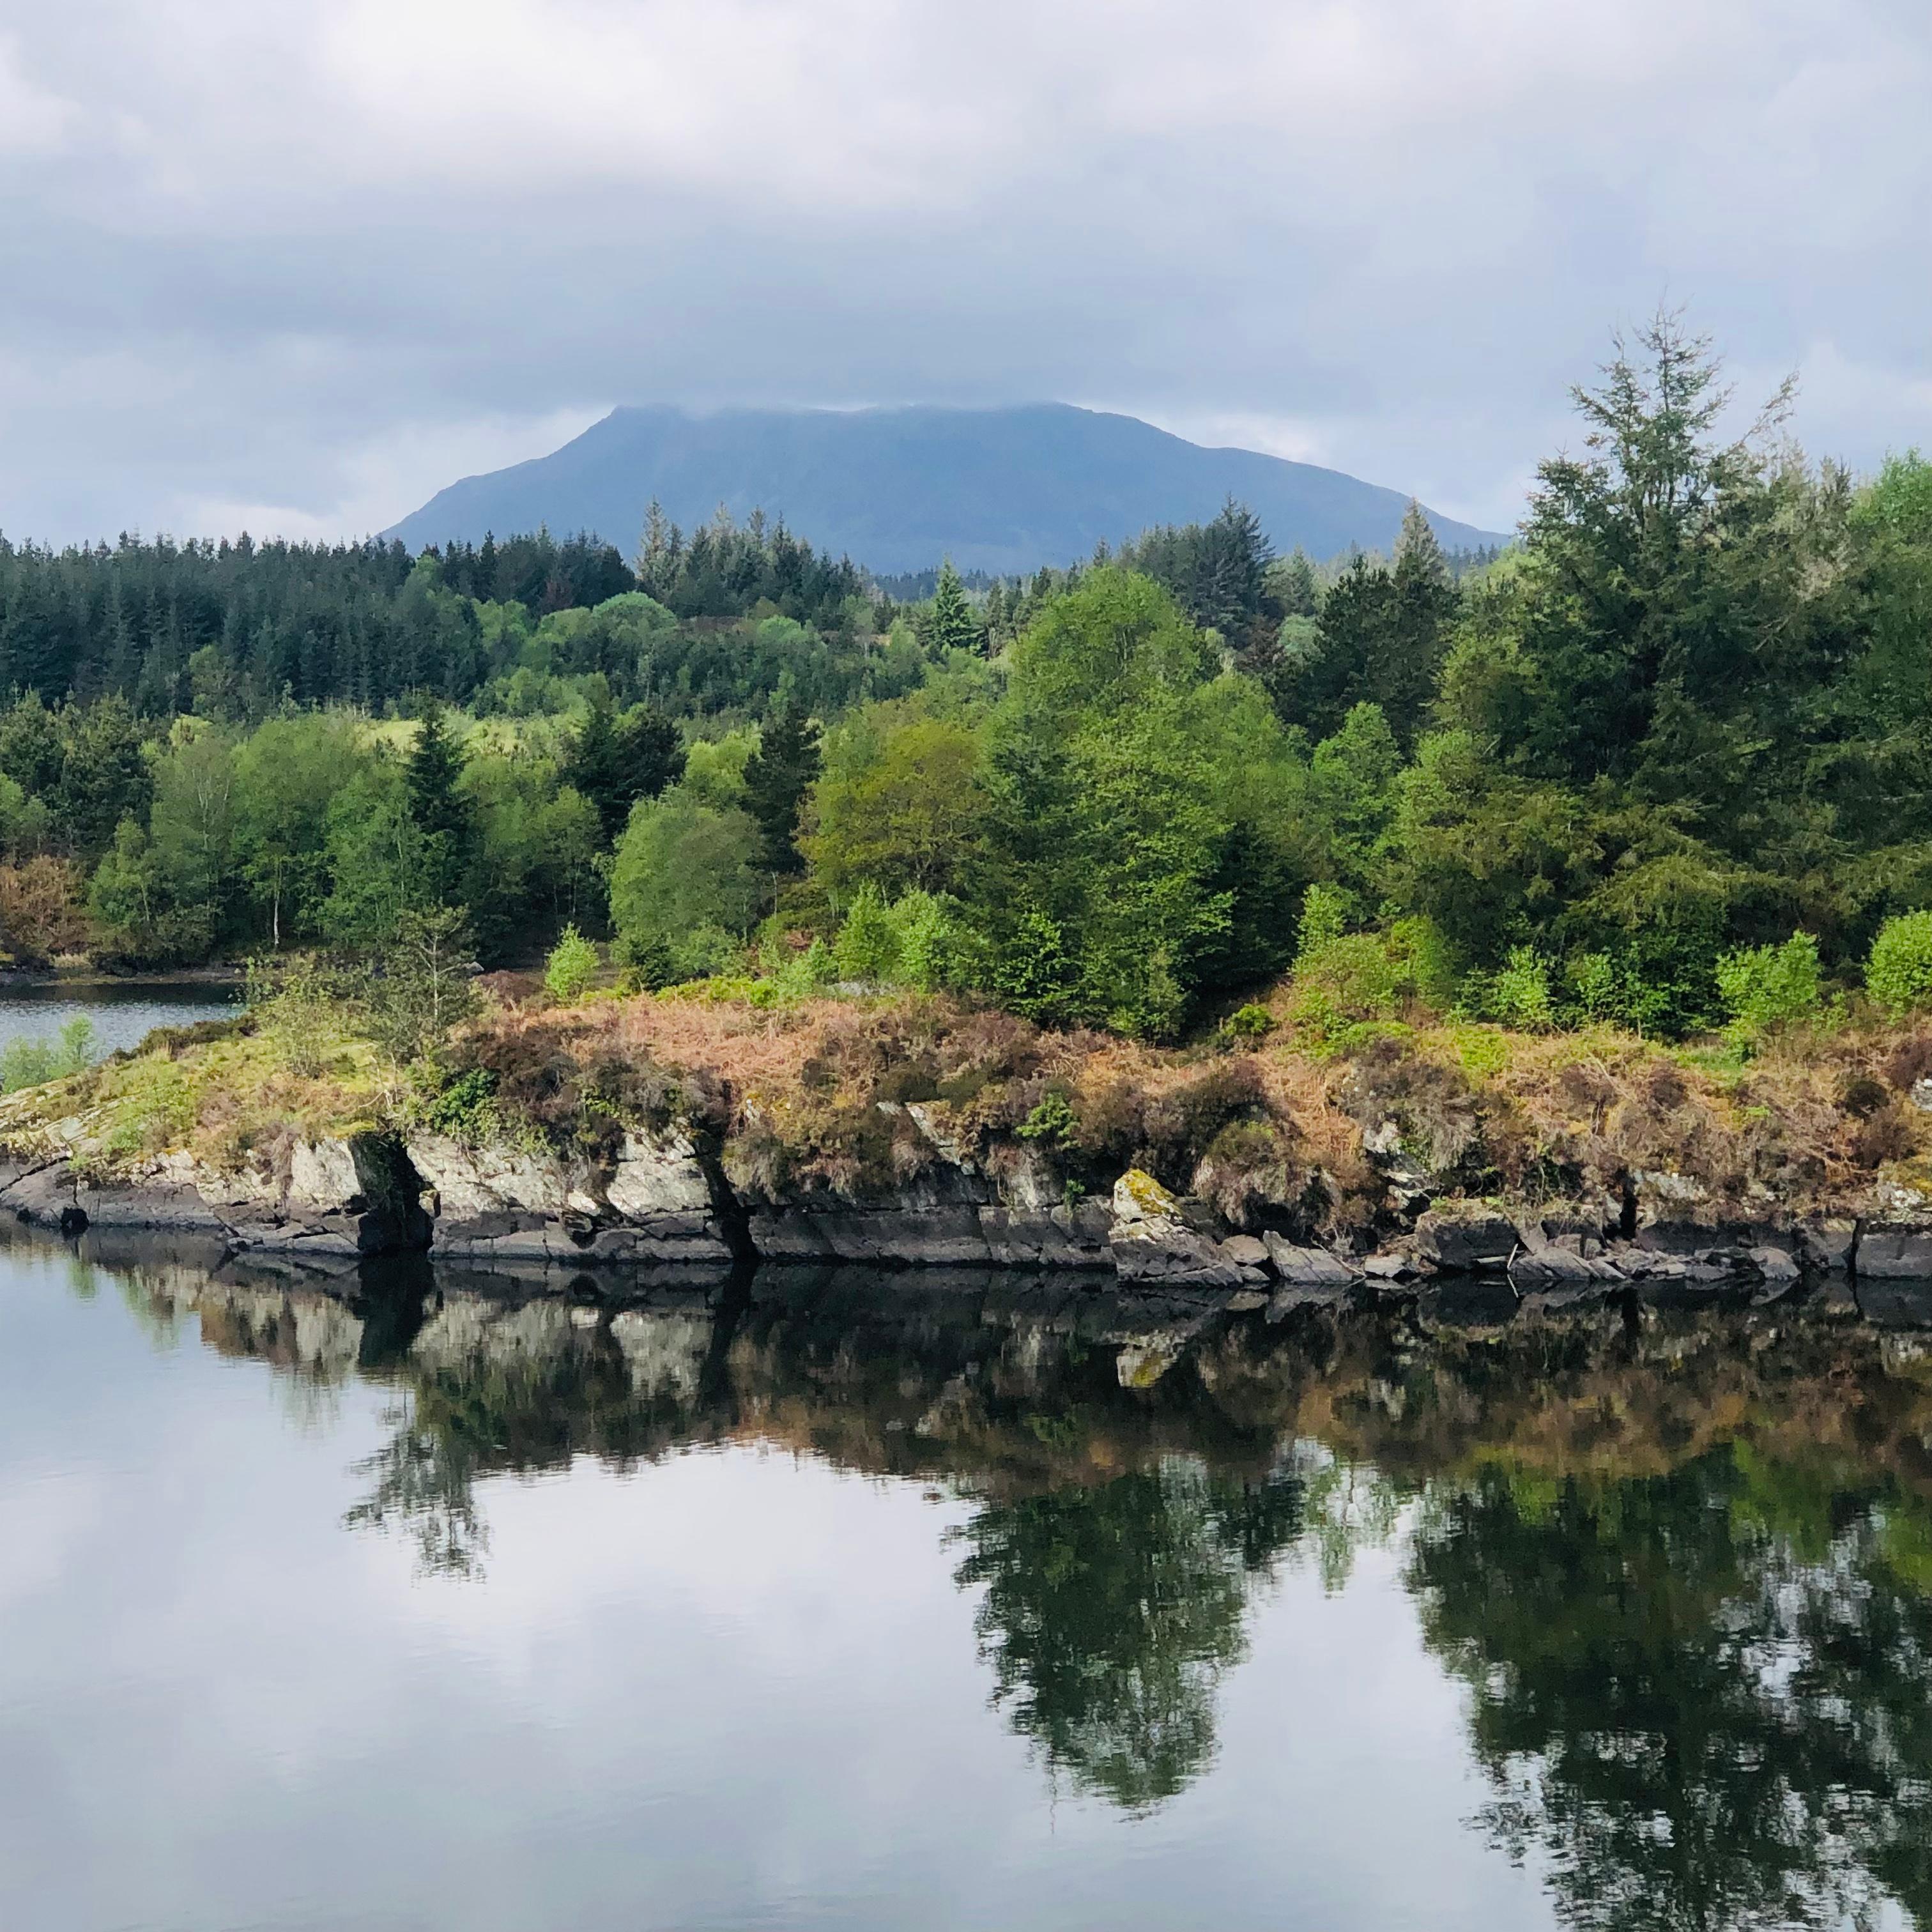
609,788 -> 763,976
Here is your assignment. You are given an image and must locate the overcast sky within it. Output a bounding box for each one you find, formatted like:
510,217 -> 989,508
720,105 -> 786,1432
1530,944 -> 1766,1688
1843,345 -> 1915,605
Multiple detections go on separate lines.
3,0 -> 1929,546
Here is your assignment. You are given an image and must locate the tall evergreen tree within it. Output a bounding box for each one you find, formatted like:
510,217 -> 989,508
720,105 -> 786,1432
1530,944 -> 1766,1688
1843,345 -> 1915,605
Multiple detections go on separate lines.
741,698 -> 821,875
563,696 -> 687,845
405,698 -> 473,903
927,560 -> 985,655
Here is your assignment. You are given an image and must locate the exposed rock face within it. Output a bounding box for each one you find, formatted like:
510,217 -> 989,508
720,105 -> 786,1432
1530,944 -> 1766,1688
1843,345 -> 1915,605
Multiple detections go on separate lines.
1411,1204 -> 1517,1273
0,1133 -> 429,1255
1107,1170 -> 1268,1289
1857,1227 -> 1932,1279
409,1128 -> 735,1264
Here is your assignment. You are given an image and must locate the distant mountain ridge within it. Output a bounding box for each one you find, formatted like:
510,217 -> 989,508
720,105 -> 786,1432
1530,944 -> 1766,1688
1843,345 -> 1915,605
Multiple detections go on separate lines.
383,402 -> 1505,576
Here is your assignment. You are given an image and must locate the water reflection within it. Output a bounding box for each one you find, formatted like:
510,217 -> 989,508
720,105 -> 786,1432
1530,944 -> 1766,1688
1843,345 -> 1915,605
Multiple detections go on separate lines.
39,1228 -> 1932,1928
1413,1453 -> 1932,1931
953,1458 -> 1308,1809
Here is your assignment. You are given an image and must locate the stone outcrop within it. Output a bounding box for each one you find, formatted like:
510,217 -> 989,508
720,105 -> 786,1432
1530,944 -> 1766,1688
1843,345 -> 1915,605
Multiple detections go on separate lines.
0,1101 -> 1922,1312
1107,1170 -> 1270,1290
0,1131 -> 429,1255
408,1128 -> 737,1264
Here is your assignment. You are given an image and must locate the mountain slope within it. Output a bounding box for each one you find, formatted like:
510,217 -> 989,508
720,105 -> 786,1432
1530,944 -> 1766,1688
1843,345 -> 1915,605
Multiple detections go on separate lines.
384,402 -> 1505,573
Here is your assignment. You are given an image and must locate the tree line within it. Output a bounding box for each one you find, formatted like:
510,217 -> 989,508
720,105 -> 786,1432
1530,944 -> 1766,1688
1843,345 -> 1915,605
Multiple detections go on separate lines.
4,314 -> 1932,1046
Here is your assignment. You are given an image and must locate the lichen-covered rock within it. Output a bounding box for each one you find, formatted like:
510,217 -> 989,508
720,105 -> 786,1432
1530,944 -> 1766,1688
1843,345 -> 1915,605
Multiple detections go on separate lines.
1107,1169 -> 1254,1289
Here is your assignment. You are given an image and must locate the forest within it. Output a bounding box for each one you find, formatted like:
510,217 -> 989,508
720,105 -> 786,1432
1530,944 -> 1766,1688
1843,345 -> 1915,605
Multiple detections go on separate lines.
3,315 -> 1932,1050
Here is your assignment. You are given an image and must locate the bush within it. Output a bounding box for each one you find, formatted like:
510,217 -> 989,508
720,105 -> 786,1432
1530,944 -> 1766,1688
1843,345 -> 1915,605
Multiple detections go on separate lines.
833,885 -> 901,985
1715,931 -> 1821,1045
1296,882 -> 1352,956
1488,946 -> 1555,1031
544,924 -> 600,1004
1016,1089 -> 1078,1148
245,954 -> 337,1080
1222,1002 -> 1276,1044
993,911 -> 1078,1025
1868,912 -> 1932,1017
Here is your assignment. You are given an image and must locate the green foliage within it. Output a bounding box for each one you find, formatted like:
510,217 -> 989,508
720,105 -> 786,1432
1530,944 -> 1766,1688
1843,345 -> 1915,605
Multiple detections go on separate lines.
1867,912 -> 1932,1016
425,1066 -> 500,1144
740,700 -> 822,875
1715,932 -> 1822,1045
832,885 -> 903,985
245,953 -> 337,1080
1485,946 -> 1556,1031
544,924 -> 600,1004
609,786 -> 763,974
993,911 -> 1079,1025
802,714 -> 984,900
925,560 -> 984,655
1222,1002 -> 1276,1043
355,907 -> 479,1066
1296,882 -> 1353,956
561,696 -> 685,845
1017,1089 -> 1079,1147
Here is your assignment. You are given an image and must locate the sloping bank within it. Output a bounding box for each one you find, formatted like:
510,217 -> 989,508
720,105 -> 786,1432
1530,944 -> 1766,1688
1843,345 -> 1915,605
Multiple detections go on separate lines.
3,989 -> 1932,1308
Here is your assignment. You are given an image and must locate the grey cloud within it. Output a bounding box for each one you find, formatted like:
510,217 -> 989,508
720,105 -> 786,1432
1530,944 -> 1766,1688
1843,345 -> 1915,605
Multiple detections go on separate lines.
2,0 -> 1929,545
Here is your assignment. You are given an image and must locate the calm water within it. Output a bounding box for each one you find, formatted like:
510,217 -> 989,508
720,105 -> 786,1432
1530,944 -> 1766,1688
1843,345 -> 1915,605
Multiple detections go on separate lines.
0,977 -> 237,1059
4,1237 -> 1931,1932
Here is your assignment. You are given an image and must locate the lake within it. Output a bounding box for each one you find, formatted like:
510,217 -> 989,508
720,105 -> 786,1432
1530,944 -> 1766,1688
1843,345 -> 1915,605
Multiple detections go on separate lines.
0,977 -> 238,1062
3,1234 -> 1929,1932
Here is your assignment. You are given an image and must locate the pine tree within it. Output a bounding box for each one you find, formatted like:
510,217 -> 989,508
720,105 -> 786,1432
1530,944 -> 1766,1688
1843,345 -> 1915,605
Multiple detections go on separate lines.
406,698 -> 474,904
1394,500 -> 1448,584
927,560 -> 984,655
1272,548 -> 1319,618
741,698 -> 820,875
564,696 -> 686,845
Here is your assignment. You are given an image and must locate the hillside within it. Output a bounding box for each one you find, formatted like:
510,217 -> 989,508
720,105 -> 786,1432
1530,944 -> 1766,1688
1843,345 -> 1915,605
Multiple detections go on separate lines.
383,402 -> 1505,572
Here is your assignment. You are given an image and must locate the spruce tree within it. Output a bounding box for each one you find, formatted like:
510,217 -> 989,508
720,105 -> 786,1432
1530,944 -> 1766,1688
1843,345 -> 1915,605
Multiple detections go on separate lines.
405,698 -> 474,904
927,560 -> 984,655
741,697 -> 820,875
564,696 -> 686,845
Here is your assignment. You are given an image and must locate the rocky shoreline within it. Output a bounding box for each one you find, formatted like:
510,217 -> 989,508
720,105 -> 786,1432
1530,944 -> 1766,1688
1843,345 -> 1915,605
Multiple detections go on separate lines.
4,1108 -> 1929,1315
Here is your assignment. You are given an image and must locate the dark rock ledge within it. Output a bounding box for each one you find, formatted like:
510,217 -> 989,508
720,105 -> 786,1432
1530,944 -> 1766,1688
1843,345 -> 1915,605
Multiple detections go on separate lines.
0,1123 -> 1910,1315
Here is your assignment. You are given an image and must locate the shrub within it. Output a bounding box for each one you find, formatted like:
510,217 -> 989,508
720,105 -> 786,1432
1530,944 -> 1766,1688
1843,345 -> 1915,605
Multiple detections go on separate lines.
993,911 -> 1078,1025
544,924 -> 600,1004
1565,951 -> 1620,1023
1489,946 -> 1556,1031
1715,931 -> 1821,1045
425,1066 -> 500,1143
834,885 -> 902,985
1868,912 -> 1932,1017
1296,882 -> 1351,956
615,934 -> 677,993
245,954 -> 337,1080
1222,1002 -> 1276,1044
1016,1089 -> 1078,1148
894,890 -> 971,993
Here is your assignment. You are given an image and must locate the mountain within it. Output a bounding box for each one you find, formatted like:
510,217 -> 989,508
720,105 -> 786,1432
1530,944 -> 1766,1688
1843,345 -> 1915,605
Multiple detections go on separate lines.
383,402 -> 1506,574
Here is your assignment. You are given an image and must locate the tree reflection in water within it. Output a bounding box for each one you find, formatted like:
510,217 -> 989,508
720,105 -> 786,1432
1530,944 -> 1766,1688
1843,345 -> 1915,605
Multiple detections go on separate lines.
1410,1452 -> 1932,1931
95,1241 -> 1932,1913
950,1458 -> 1314,1809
